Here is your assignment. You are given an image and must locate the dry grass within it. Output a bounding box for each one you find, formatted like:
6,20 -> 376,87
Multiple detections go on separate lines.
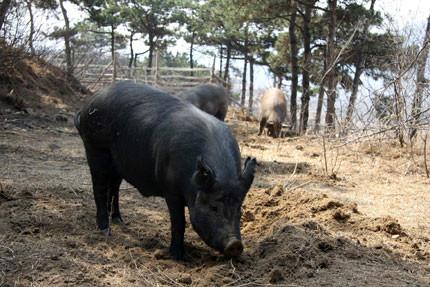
0,107 -> 429,286
231,112 -> 430,237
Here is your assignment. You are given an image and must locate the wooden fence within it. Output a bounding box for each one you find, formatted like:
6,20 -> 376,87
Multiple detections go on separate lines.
68,52 -> 227,94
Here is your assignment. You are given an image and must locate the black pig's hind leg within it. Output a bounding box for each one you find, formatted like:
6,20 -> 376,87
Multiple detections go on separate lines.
108,174 -> 123,224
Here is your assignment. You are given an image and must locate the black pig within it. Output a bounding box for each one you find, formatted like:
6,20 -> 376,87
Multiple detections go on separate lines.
177,84 -> 229,121
75,81 -> 256,260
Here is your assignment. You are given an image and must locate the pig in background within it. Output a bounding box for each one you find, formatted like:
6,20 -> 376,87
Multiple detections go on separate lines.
258,88 -> 287,138
177,84 -> 230,121
75,81 -> 256,260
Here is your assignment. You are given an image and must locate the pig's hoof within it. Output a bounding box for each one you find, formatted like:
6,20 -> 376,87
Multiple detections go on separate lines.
100,227 -> 111,237
111,215 -> 124,225
153,249 -> 170,260
224,239 -> 243,257
169,247 -> 185,261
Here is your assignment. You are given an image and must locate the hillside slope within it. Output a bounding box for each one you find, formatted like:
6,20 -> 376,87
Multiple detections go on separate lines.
0,42 -> 88,116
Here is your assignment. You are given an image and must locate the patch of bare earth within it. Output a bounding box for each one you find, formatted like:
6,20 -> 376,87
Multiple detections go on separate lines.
0,107 -> 429,286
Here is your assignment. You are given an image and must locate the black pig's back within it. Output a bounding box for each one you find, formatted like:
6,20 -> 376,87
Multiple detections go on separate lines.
77,81 -> 240,200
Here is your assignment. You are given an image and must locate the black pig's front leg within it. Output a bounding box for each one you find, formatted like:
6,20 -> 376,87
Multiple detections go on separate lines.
166,196 -> 185,260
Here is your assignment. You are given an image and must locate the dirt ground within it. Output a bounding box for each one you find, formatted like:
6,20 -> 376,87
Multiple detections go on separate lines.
1,106 -> 430,287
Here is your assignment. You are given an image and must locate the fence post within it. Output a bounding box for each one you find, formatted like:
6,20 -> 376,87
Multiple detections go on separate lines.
112,52 -> 119,82
127,63 -> 132,79
210,55 -> 216,83
112,54 -> 116,82
154,50 -> 160,86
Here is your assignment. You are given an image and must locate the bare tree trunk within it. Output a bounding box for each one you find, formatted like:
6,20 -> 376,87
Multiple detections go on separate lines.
190,31 -> 195,76
344,0 -> 376,133
127,32 -> 134,79
409,16 -> 430,140
315,50 -> 327,132
128,32 -> 135,68
223,44 -> 231,83
345,61 -> 363,129
59,0 -> 73,78
154,50 -> 160,85
218,45 -> 224,79
314,84 -> 325,132
289,0 -> 299,131
394,80 -> 405,147
147,36 -> 154,70
0,0 -> 12,32
111,24 -> 116,81
299,1 -> 312,134
248,57 -> 254,112
324,0 -> 337,132
148,47 -> 153,69
219,45 -> 223,78
26,0 -> 35,55
211,55 -> 216,82
241,54 -> 248,106
277,77 -> 283,88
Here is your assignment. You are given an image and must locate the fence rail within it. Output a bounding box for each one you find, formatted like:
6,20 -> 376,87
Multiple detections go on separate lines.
54,52 -> 228,94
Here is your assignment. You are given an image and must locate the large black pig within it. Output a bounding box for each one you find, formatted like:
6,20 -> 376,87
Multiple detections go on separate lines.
75,81 -> 256,260
177,84 -> 229,121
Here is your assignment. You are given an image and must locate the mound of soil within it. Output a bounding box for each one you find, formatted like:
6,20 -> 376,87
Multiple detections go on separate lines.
0,41 -> 88,117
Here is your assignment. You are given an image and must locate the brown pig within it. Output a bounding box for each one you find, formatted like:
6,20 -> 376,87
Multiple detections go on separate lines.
258,88 -> 287,138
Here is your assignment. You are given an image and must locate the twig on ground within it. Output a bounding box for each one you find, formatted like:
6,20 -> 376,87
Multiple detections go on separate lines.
229,259 -> 239,279
284,160 -> 299,190
286,180 -> 313,192
322,135 -> 328,176
422,133 -> 429,178
0,244 -> 15,256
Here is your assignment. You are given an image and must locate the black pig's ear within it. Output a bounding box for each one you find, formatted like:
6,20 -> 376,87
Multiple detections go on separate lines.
192,156 -> 215,190
241,157 -> 257,191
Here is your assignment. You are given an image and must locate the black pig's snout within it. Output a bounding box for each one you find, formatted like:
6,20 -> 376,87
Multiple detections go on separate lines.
224,239 -> 243,257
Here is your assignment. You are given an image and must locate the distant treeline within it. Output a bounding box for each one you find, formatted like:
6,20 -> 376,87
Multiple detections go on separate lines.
0,0 -> 429,138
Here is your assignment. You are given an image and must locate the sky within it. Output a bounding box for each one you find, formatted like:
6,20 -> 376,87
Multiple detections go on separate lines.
375,0 -> 430,28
